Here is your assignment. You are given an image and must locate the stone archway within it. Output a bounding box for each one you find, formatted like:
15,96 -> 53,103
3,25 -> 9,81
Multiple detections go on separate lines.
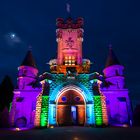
56,89 -> 86,126
49,84 -> 94,126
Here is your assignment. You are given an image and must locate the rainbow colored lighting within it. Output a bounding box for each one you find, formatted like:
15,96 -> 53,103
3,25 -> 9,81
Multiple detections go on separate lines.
101,96 -> 108,125
9,102 -> 12,112
34,95 -> 42,127
94,96 -> 103,126
40,96 -> 49,127
9,16 -> 132,128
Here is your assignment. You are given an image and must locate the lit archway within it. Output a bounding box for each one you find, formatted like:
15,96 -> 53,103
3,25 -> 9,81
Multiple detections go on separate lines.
56,86 -> 86,126
48,84 -> 95,126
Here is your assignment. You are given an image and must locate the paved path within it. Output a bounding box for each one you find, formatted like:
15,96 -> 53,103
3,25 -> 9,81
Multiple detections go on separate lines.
0,127 -> 140,140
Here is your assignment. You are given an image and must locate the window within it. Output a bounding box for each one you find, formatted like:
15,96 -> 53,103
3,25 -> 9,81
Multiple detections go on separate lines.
61,96 -> 67,102
16,97 -> 24,102
23,69 -> 27,76
75,96 -> 80,102
64,56 -> 76,65
117,97 -> 126,102
115,69 -> 119,76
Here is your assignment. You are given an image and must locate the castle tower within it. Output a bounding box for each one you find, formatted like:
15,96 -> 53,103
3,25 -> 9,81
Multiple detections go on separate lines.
102,46 -> 132,125
103,46 -> 125,89
17,49 -> 38,89
49,17 -> 90,74
9,49 -> 41,127
56,17 -> 83,65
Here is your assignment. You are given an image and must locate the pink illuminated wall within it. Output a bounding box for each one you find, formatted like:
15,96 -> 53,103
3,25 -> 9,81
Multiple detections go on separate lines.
56,18 -> 84,65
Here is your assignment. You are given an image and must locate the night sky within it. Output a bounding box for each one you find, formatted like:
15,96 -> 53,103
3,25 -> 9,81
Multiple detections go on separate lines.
0,0 -> 139,108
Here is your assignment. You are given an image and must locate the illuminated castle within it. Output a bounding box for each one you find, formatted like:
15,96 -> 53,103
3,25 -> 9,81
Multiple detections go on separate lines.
9,17 -> 132,128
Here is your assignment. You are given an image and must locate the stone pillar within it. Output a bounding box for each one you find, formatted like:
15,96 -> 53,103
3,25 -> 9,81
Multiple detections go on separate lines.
86,104 -> 95,126
48,104 -> 56,126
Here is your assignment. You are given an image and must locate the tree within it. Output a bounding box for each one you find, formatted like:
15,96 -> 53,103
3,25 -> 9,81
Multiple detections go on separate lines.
0,75 -> 14,111
133,104 -> 140,126
0,75 -> 14,127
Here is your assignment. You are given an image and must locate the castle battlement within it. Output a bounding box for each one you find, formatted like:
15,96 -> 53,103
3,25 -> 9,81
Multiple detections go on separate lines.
56,17 -> 84,29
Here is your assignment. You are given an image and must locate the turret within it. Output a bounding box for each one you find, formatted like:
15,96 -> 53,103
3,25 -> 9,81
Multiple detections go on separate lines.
49,17 -> 91,74
17,49 -> 38,89
103,46 -> 125,89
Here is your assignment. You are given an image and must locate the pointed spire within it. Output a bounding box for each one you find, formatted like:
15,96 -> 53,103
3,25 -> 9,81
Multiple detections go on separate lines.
28,45 -> 32,51
21,47 -> 37,68
105,44 -> 120,67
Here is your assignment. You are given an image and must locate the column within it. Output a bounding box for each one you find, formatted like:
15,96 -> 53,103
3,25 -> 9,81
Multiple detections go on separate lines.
48,104 -> 56,126
86,104 -> 95,125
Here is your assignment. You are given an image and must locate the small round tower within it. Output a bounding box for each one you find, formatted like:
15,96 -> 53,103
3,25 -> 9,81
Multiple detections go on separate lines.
17,49 -> 38,89
103,46 -> 125,89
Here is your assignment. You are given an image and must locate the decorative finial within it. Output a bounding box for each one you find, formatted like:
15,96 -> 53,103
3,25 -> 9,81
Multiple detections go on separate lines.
28,45 -> 32,51
66,3 -> 70,13
109,44 -> 112,49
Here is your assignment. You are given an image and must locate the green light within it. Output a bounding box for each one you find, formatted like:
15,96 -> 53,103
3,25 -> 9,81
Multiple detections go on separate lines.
94,96 -> 103,126
40,96 -> 49,127
9,102 -> 12,112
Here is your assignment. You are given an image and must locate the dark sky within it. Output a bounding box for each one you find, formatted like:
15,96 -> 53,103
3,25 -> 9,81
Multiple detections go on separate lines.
0,0 -> 139,108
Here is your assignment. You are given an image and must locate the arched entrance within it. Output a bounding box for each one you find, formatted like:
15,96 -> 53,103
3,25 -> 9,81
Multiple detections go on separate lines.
56,90 -> 86,126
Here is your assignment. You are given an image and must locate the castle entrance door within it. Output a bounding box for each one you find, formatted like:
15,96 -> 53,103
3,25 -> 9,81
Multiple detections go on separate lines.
56,90 -> 85,126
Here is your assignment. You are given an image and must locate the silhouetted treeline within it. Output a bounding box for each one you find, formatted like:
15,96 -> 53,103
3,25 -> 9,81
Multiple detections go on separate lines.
0,75 -> 14,127
133,104 -> 140,126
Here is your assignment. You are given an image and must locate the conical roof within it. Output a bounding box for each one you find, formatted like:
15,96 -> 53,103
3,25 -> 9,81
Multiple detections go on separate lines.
105,46 -> 120,67
21,50 -> 37,68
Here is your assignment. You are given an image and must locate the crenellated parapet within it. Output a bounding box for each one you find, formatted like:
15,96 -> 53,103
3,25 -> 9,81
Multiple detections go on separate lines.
56,17 -> 84,29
